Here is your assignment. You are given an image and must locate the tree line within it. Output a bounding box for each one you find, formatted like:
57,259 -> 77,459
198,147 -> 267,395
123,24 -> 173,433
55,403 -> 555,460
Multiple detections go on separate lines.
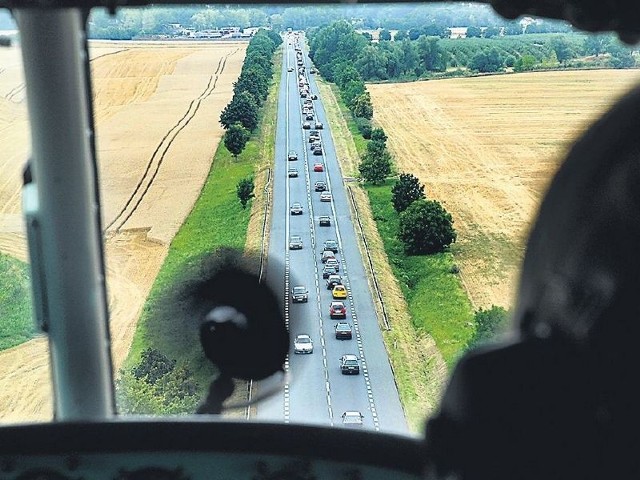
310,22 -> 636,82
213,29 -> 281,208
84,4 -> 569,39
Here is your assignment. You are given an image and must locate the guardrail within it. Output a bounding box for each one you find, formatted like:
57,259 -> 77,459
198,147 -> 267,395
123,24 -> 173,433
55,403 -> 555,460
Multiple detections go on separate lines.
347,185 -> 391,332
246,166 -> 273,420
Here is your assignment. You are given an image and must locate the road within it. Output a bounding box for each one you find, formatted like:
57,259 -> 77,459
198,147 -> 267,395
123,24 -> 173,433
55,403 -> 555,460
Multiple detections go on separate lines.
256,33 -> 408,436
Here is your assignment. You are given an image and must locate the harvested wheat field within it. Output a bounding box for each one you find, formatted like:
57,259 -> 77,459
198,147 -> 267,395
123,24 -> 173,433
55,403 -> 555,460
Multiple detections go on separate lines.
369,70 -> 640,309
0,41 -> 246,423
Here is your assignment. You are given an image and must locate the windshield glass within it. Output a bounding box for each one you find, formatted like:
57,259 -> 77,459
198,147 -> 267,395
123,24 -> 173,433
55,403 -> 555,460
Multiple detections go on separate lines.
1,2 -> 640,436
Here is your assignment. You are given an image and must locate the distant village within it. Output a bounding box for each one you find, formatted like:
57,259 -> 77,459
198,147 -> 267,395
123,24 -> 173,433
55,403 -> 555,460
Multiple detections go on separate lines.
146,24 -> 261,40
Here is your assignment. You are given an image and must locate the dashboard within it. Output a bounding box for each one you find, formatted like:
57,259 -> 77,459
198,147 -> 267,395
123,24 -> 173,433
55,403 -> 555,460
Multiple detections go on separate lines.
0,420 -> 424,480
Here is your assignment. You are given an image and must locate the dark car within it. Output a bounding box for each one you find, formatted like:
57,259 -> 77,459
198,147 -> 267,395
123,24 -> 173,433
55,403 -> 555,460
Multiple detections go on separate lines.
322,264 -> 338,279
335,322 -> 353,340
313,147 -> 323,156
315,121 -> 324,129
319,215 -> 331,227
290,202 -> 303,215
289,235 -> 303,250
311,93 -> 318,100
314,181 -> 327,191
302,121 -> 311,129
329,301 -> 347,319
339,354 -> 360,375
305,113 -> 314,121
288,168 -> 299,178
326,274 -> 342,290
291,285 -> 309,303
323,239 -> 339,253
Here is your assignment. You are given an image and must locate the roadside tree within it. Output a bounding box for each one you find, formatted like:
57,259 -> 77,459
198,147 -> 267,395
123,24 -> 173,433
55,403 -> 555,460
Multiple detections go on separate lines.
224,123 -> 250,159
351,92 -> 374,119
392,173 -> 426,213
370,127 -> 387,144
220,91 -> 259,131
398,199 -> 456,254
359,150 -> 392,184
366,138 -> 387,157
236,177 -> 255,209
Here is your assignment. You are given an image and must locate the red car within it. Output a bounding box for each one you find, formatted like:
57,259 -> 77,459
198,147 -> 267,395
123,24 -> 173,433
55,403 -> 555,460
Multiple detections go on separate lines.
313,163 -> 324,172
329,301 -> 347,319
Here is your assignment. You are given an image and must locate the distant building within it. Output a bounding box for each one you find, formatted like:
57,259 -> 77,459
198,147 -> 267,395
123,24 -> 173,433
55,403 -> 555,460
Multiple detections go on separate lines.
449,27 -> 468,39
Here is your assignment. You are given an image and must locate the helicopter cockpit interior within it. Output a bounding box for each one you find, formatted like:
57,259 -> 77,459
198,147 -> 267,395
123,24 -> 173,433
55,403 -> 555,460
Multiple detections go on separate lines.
0,0 -> 639,479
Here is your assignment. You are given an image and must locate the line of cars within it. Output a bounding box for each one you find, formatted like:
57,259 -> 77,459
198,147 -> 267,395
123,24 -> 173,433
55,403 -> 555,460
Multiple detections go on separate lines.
287,34 -> 364,428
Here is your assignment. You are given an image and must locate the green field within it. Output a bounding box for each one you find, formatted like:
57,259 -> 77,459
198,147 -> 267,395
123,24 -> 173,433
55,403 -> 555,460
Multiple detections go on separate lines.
0,253 -> 34,351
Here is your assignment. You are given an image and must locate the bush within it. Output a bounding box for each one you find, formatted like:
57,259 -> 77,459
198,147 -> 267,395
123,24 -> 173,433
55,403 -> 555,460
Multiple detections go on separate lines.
466,306 -> 510,350
398,199 -> 456,254
355,117 -> 372,139
118,348 -> 200,415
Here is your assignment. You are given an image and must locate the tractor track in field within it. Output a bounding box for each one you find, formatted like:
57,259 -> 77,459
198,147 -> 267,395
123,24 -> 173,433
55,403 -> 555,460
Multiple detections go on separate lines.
106,48 -> 239,233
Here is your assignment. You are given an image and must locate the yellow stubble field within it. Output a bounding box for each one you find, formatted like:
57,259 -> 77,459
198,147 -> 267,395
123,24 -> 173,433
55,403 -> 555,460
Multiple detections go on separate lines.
0,41 -> 246,422
368,70 -> 640,309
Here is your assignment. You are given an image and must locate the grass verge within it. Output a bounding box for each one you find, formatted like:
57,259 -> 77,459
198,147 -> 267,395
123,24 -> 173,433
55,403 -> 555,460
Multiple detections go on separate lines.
366,183 -> 475,365
0,253 -> 34,351
123,53 -> 282,399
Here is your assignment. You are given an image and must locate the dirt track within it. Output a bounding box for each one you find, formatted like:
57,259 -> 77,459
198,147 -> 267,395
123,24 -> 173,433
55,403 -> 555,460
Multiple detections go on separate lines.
369,70 -> 640,309
0,41 -> 246,422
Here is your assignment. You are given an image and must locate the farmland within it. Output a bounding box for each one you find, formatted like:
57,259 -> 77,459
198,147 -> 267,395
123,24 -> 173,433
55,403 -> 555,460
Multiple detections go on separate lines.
368,69 -> 640,310
0,41 -> 246,422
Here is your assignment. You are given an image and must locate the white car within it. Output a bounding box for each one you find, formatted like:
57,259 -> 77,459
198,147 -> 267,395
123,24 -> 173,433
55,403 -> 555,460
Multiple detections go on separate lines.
294,334 -> 313,354
320,191 -> 332,202
342,411 -> 364,427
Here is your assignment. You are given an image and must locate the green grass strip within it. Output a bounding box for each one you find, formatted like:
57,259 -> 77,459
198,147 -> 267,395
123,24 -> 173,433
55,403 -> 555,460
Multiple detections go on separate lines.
366,183 -> 474,366
0,253 -> 34,351
124,52 -> 282,389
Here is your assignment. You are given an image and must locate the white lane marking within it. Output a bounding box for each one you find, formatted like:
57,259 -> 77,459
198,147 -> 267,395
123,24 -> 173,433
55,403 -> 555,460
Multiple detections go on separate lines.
283,45 -> 292,425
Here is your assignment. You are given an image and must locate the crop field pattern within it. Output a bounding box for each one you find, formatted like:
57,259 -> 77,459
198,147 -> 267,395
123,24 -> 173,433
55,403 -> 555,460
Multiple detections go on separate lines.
0,41 -> 246,422
368,70 -> 640,309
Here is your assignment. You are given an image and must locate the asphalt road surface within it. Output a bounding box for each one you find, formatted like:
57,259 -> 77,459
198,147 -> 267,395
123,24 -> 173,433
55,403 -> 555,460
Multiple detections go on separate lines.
256,32 -> 409,436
